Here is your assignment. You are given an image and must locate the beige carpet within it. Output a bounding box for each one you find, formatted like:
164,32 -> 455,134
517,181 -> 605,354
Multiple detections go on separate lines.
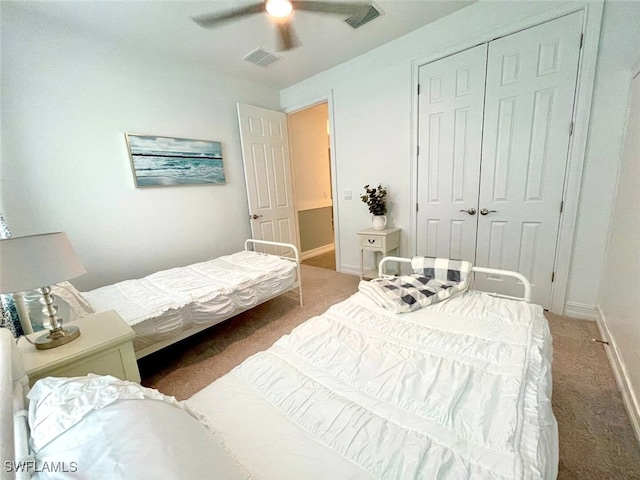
139,264 -> 359,399
140,265 -> 640,479
546,312 -> 640,479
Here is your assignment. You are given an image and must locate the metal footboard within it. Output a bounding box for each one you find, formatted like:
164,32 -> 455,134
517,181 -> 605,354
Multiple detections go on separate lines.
244,239 -> 303,307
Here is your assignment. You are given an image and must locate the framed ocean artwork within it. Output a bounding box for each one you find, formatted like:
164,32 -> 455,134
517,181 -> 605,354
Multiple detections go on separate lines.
125,134 -> 226,187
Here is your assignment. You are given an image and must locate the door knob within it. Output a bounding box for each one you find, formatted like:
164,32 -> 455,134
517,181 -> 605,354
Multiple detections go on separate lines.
250,214 -> 263,220
459,208 -> 477,215
480,208 -> 497,216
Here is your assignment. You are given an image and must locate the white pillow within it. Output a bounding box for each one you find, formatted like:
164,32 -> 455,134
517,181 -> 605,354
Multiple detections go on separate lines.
24,282 -> 95,330
28,375 -> 251,480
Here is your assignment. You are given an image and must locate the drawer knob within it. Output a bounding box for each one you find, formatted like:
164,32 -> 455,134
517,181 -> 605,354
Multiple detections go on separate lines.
368,239 -> 375,244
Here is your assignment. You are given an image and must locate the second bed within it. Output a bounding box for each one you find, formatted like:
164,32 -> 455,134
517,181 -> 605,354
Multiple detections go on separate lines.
82,239 -> 301,358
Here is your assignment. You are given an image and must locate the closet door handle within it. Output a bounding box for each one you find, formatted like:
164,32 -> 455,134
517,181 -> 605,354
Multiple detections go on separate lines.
459,208 -> 477,215
250,214 -> 263,220
480,208 -> 497,216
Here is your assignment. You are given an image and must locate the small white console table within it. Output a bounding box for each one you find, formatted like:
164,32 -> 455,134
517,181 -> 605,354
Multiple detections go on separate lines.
357,227 -> 400,280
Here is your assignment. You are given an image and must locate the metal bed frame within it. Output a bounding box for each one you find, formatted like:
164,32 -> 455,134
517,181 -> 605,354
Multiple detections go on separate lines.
378,256 -> 532,303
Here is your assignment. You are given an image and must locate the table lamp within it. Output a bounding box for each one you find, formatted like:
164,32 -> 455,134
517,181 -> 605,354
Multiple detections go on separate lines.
0,232 -> 86,349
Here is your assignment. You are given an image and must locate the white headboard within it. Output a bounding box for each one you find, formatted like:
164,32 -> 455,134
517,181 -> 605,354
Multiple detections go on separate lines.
0,329 -> 29,480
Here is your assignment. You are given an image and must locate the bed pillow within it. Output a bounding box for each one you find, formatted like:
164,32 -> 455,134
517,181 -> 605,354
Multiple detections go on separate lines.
28,375 -> 251,480
23,282 -> 95,330
410,256 -> 472,283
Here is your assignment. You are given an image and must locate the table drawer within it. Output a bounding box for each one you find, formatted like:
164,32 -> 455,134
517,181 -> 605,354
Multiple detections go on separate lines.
360,235 -> 386,249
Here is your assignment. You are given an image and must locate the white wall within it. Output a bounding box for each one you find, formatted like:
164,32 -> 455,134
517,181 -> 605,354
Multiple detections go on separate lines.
281,0 -> 635,318
0,5 -> 280,290
564,0 -> 640,319
597,18 -> 640,440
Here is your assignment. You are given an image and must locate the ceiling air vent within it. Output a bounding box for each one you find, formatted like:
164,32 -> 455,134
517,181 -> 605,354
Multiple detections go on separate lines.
345,4 -> 381,29
242,48 -> 281,67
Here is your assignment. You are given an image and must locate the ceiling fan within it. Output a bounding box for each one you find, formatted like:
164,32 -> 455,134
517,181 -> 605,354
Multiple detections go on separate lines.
192,0 -> 371,51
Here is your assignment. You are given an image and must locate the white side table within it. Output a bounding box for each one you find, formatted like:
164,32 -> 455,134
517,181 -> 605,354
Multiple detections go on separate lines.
18,310 -> 141,387
357,227 -> 400,280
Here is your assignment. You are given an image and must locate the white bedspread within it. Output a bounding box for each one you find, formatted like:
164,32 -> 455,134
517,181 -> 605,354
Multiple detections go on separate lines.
186,291 -> 557,480
83,250 -> 296,327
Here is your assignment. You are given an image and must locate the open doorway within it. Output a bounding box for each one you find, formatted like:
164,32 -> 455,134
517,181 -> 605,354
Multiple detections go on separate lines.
287,102 -> 335,270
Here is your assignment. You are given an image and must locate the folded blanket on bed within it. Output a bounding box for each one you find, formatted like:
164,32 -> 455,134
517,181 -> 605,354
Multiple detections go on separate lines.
359,257 -> 472,313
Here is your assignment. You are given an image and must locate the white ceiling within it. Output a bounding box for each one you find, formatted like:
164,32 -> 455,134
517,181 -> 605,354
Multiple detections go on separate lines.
11,1 -> 475,89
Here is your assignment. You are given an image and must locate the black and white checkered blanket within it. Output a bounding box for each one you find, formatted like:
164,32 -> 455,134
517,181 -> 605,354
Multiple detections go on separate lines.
359,257 -> 472,313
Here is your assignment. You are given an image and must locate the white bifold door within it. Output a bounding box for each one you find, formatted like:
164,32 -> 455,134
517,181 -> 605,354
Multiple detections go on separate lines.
416,12 -> 583,307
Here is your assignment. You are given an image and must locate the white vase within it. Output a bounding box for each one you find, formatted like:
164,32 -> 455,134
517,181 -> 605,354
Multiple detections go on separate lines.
372,215 -> 387,230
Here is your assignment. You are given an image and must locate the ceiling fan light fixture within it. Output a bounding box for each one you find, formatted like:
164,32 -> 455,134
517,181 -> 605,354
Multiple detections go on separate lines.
266,0 -> 293,18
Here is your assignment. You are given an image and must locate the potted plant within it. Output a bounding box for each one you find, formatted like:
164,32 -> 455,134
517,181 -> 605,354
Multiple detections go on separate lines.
361,184 -> 388,230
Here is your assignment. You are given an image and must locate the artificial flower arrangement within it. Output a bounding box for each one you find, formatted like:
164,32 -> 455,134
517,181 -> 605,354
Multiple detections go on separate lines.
360,184 -> 388,216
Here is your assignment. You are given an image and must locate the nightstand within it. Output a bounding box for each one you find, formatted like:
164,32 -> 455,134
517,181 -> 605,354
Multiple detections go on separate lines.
357,227 -> 400,280
18,310 -> 141,387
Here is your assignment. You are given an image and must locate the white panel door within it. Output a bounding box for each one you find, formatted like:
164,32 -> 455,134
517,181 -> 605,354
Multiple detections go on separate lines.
474,12 -> 583,305
237,103 -> 299,256
416,44 -> 488,261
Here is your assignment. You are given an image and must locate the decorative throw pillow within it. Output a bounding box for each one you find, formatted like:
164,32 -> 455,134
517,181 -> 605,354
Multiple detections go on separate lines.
410,256 -> 473,283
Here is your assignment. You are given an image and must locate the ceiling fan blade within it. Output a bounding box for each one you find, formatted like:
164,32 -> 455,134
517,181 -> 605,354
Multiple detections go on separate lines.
276,20 -> 299,51
291,1 -> 370,15
192,3 -> 265,28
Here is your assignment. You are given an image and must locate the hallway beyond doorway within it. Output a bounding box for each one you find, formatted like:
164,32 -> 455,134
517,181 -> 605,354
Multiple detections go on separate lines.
301,250 -> 336,271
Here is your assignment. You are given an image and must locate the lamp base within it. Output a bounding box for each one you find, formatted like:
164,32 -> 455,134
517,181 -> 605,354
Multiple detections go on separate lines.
34,326 -> 81,350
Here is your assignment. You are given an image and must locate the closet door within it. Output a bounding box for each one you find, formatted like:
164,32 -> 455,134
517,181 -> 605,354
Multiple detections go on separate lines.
416,44 -> 488,260
474,12 -> 583,305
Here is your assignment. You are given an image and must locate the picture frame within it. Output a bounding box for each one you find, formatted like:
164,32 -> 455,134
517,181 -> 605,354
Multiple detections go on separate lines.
125,133 -> 225,187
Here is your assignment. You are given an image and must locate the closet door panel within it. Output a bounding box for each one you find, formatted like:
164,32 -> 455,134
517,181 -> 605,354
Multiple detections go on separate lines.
416,44 -> 488,261
474,12 -> 583,305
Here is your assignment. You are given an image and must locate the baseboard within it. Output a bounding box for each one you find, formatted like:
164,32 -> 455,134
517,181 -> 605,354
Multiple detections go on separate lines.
596,305 -> 640,446
563,301 -> 598,320
300,243 -> 334,261
338,264 -> 361,277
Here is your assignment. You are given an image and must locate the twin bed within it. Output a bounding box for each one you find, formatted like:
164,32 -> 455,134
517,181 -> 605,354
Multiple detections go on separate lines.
83,239 -> 302,358
1,251 -> 558,479
24,239 -> 302,358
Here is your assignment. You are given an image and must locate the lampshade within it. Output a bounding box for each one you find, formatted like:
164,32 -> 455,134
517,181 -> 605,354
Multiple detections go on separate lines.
0,232 -> 86,294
